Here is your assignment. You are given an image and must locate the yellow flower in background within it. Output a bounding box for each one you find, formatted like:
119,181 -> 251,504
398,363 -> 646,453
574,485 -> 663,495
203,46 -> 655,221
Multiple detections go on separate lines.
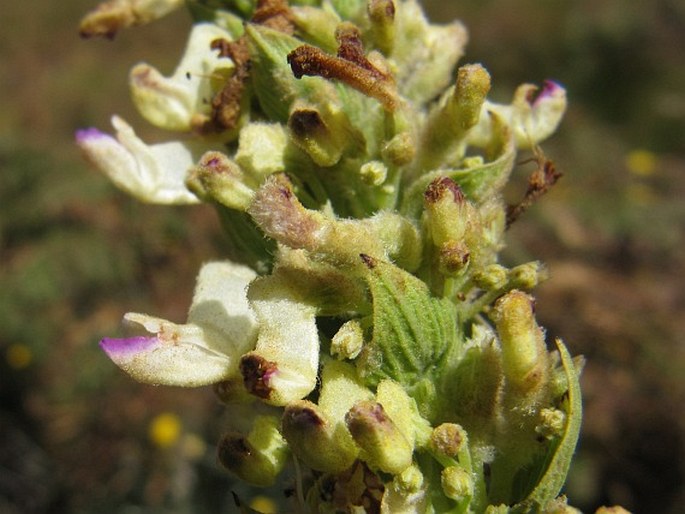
249,496 -> 277,514
149,412 -> 182,449
6,343 -> 32,369
626,149 -> 658,176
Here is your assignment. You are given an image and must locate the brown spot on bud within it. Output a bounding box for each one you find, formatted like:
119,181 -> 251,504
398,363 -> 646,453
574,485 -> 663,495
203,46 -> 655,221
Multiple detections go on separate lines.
439,241 -> 470,274
217,433 -> 252,470
359,253 -> 377,269
289,109 -> 327,138
240,353 -> 278,399
283,403 -> 326,430
345,401 -> 391,439
198,151 -> 241,176
424,176 -> 465,205
369,0 -> 396,20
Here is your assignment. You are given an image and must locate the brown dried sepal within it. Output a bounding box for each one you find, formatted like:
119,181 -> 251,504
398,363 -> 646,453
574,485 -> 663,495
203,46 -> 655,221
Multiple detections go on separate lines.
287,23 -> 398,111
316,461 -> 384,514
251,0 -> 295,34
202,37 -> 251,133
506,146 -> 563,227
205,0 -> 294,132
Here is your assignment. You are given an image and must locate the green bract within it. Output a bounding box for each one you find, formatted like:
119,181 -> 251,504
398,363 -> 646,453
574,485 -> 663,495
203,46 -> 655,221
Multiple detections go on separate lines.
78,0 -> 594,512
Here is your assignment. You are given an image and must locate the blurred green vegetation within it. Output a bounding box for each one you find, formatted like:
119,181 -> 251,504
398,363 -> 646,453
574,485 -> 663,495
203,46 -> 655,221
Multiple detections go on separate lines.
1,1 -> 683,513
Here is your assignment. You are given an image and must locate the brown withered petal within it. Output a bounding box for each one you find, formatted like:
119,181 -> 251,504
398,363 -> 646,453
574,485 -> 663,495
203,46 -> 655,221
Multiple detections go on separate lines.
240,353 -> 278,399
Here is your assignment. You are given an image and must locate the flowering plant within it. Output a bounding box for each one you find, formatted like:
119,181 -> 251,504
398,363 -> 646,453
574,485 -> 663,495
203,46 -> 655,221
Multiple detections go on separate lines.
76,1 -> 619,512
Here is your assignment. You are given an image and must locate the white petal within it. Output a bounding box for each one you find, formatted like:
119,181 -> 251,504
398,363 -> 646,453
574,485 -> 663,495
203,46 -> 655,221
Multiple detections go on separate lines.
101,261 -> 259,386
130,23 -> 234,131
242,274 -> 320,405
101,315 -> 234,386
468,81 -> 567,149
76,116 -> 204,204
188,260 -> 259,351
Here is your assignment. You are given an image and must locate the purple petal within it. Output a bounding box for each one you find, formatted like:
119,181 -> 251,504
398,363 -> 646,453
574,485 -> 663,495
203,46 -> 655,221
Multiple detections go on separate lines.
75,127 -> 111,143
100,336 -> 158,357
533,80 -> 564,106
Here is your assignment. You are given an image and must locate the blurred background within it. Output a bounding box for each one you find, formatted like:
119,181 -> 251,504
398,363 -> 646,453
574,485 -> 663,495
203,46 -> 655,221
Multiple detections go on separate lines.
1,0 -> 683,512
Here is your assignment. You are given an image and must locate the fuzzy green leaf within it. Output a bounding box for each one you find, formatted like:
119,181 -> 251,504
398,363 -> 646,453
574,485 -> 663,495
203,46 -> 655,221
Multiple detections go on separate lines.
510,340 -> 583,512
357,257 -> 457,399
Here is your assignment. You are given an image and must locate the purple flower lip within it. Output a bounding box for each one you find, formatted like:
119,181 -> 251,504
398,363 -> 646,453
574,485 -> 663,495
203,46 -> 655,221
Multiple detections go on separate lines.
75,127 -> 109,143
532,80 -> 563,106
100,336 -> 158,356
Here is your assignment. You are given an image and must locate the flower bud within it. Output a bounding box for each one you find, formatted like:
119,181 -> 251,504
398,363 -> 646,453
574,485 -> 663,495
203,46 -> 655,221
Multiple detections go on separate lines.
431,423 -> 467,460
375,380 -> 432,448
423,177 -> 468,246
417,64 -> 491,171
441,466 -> 473,501
473,264 -> 509,291
381,131 -> 416,167
217,415 -> 288,486
423,177 -> 481,275
380,464 -> 428,513
508,261 -> 548,290
290,5 -> 340,52
186,151 -> 255,210
248,174 -> 421,269
391,1 -> 468,105
287,102 -> 362,167
492,290 -> 550,394
282,400 -> 358,473
345,400 -> 413,474
247,173 -> 326,251
331,319 -> 365,359
536,408 -> 566,440
368,0 -> 396,55
360,160 -> 388,186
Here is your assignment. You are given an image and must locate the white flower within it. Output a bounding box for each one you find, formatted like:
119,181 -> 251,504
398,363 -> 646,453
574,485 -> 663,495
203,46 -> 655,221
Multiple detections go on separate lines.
100,261 -> 258,386
240,273 -> 320,406
130,23 -> 235,132
468,80 -> 567,148
76,115 -> 206,204
80,0 -> 185,38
